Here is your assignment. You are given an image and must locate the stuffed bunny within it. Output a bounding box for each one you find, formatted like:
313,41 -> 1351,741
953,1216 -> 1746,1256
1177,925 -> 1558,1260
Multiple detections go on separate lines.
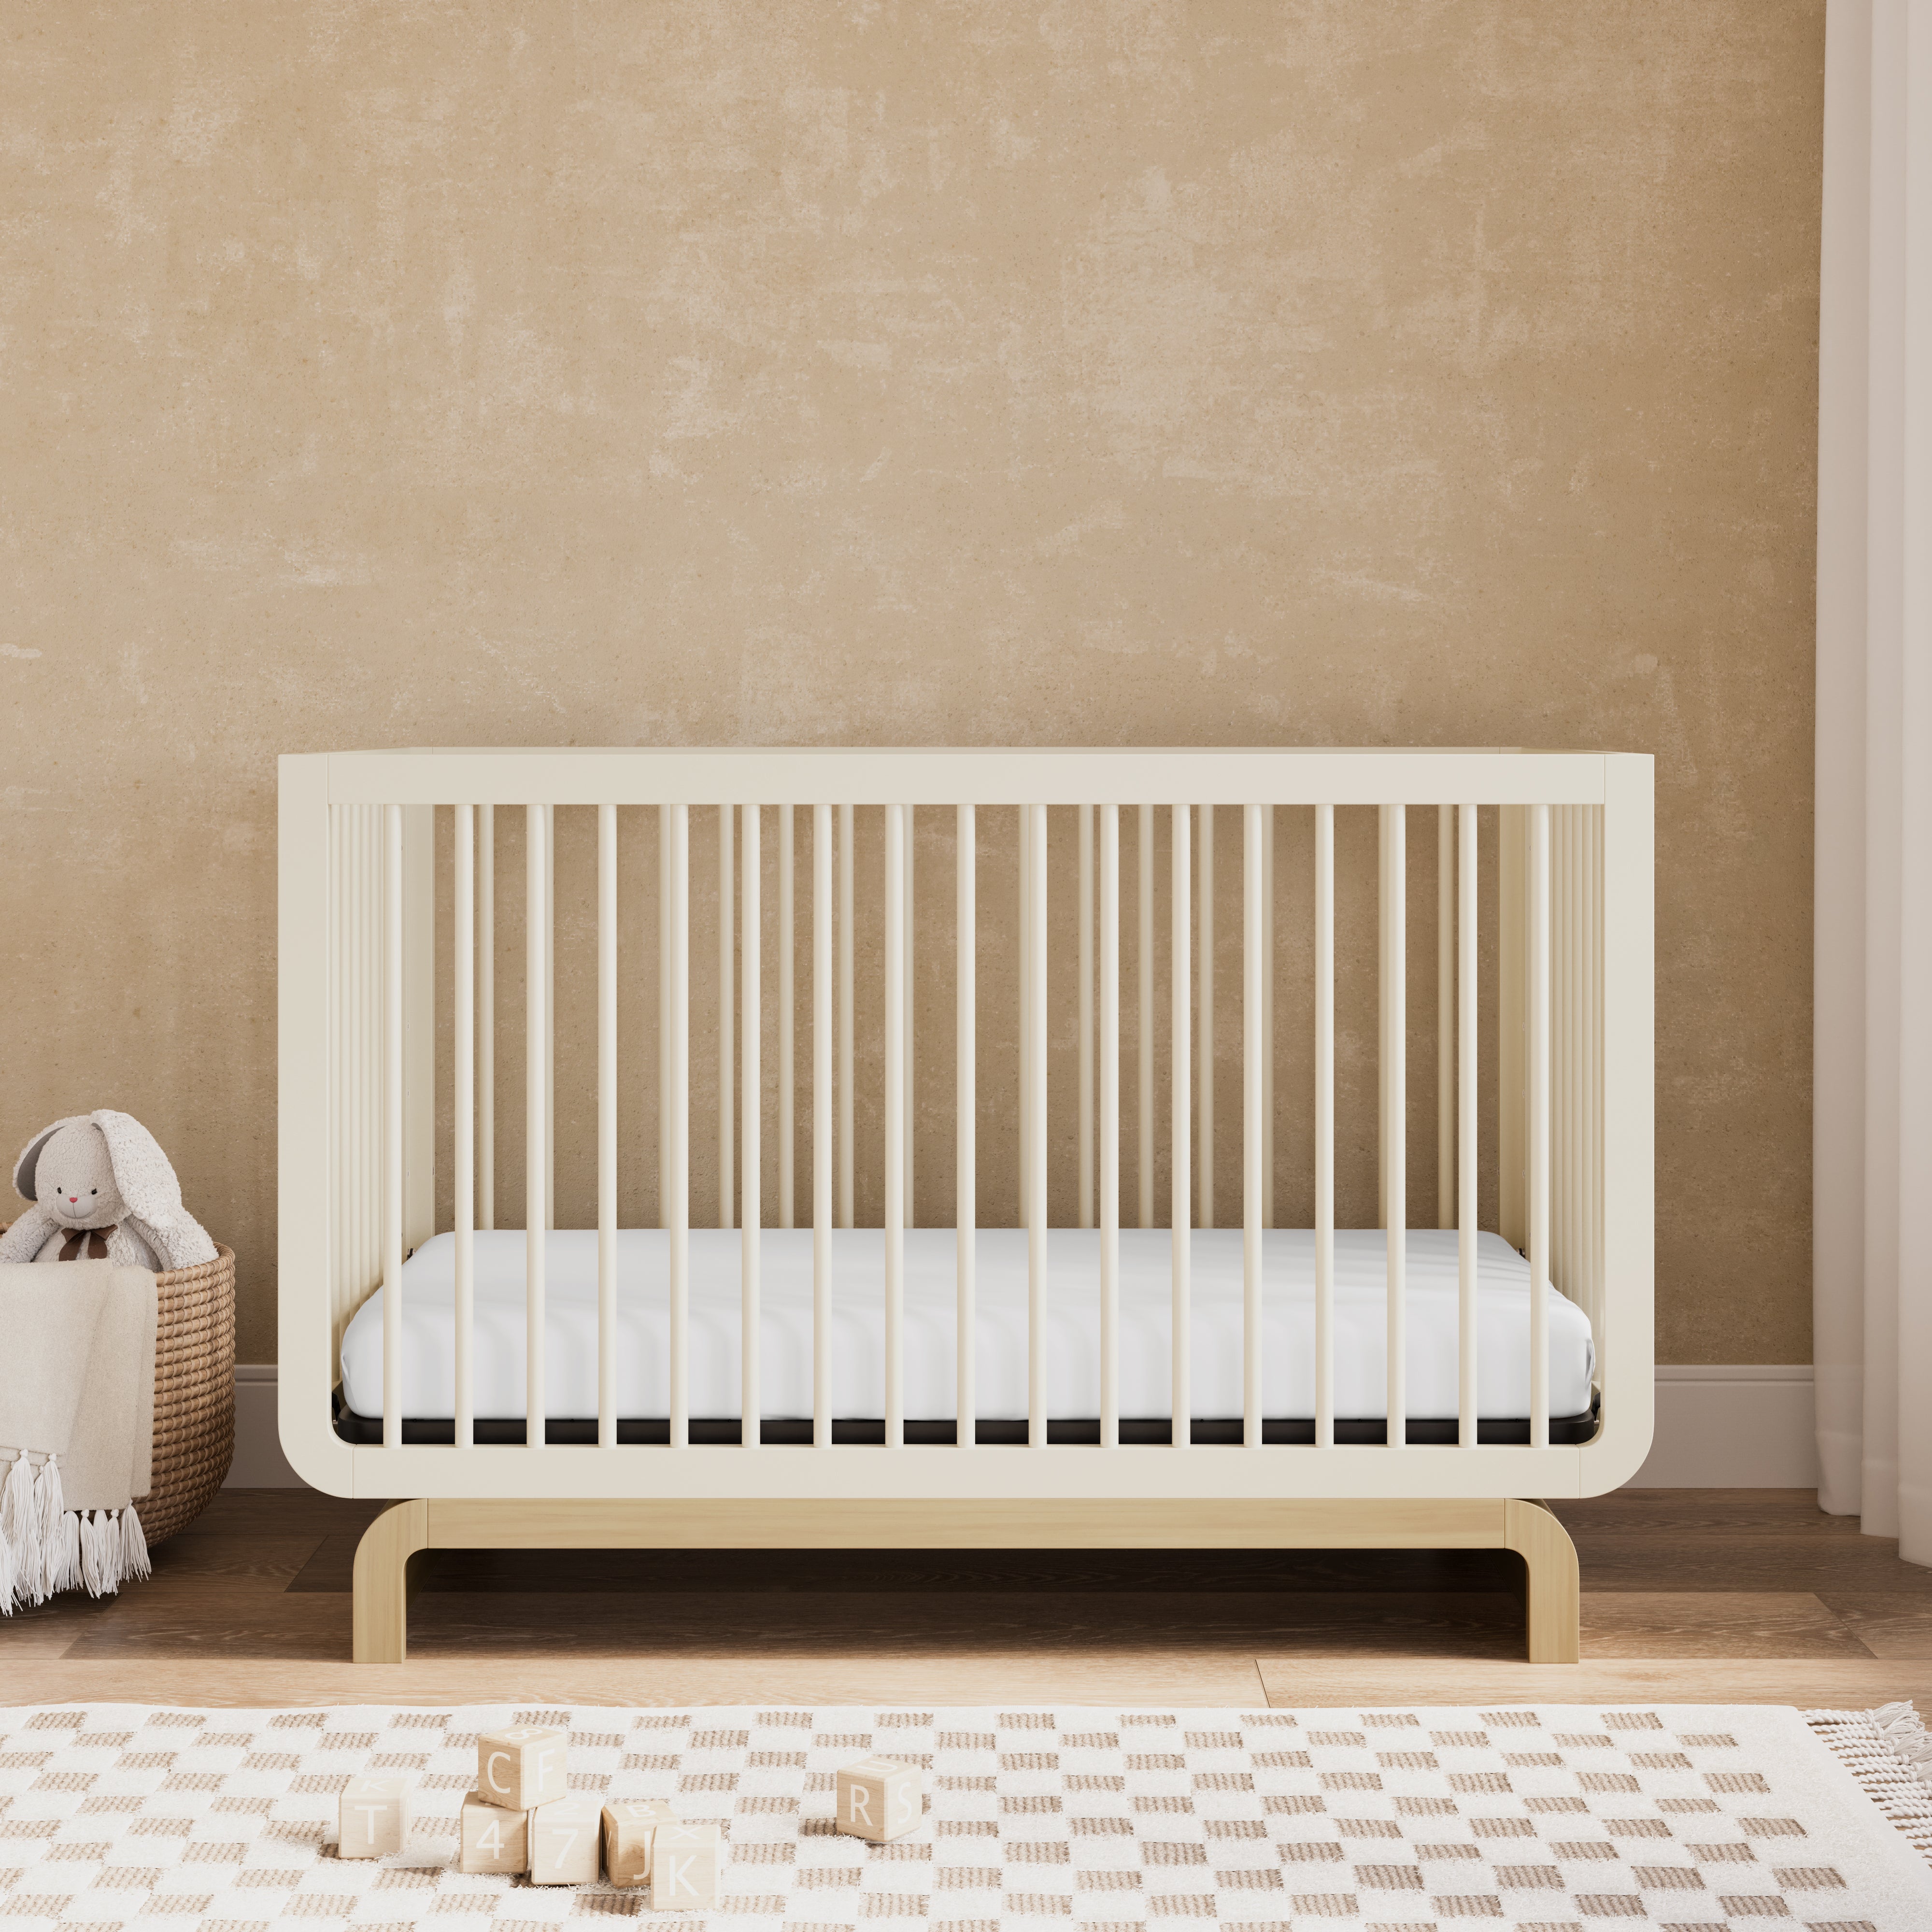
0,1111 -> 216,1272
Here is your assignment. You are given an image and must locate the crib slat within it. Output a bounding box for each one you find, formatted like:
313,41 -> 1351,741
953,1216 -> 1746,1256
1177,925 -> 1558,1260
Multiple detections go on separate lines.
1381,803 -> 1406,1449
383,803 -> 404,1452
597,804 -> 617,1449
1171,803 -> 1191,1447
1199,804 -> 1214,1231
1100,803 -> 1121,1449
478,805 -> 494,1234
781,803 -> 795,1233
812,804 -> 833,1447
668,803 -> 690,1448
884,802 -> 907,1450
1458,802 -> 1479,1448
658,804 -> 669,1232
544,805 -> 555,1235
1438,804 -> 1455,1232
1027,802 -> 1049,1447
720,803 -> 734,1233
1591,805 -> 1604,1328
1529,801 -> 1551,1449
525,802 -> 547,1451
904,804 -> 915,1230
838,802 -> 854,1232
1018,806 -> 1030,1229
1079,803 -> 1094,1232
957,803 -> 977,1449
742,803 -> 761,1449
1138,802 -> 1154,1232
1263,803 -> 1275,1231
454,805 -> 475,1450
1242,803 -> 1263,1448
1314,803 -> 1335,1449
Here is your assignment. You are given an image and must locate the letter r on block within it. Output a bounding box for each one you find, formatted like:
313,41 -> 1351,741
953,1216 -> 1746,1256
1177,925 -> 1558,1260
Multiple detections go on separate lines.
847,1783 -> 872,1828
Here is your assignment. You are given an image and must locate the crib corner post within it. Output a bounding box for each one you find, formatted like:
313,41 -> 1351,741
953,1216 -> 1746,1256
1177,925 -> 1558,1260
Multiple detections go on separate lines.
1505,1498 -> 1580,1664
352,1499 -> 431,1663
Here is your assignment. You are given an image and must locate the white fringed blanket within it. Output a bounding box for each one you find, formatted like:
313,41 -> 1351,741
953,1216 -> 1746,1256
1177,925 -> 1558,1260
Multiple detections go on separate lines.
0,1260 -> 154,1614
1,1702 -> 1930,1926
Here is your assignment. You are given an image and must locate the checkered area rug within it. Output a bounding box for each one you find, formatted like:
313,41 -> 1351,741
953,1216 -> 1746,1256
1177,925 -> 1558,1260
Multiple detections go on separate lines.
3,1704 -> 1931,1930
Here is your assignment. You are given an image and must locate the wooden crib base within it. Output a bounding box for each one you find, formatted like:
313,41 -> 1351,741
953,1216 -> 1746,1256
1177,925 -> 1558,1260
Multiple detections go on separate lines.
349,1496 -> 1581,1667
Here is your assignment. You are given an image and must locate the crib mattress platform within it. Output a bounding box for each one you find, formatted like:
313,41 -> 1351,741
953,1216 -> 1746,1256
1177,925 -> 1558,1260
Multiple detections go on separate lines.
335,1226 -> 1597,1436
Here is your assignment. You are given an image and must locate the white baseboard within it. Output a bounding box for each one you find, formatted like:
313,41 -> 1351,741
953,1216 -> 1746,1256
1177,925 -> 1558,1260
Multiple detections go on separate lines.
225,1363 -> 1822,1492
1631,1364 -> 1821,1487
228,1364 -> 302,1486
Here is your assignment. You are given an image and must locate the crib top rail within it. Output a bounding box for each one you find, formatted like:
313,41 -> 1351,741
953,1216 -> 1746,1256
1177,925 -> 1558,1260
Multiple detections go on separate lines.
315,746 -> 1629,808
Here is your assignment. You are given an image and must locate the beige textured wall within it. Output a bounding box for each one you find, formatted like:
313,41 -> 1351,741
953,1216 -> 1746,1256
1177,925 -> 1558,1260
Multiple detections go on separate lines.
1,1 -> 1820,1367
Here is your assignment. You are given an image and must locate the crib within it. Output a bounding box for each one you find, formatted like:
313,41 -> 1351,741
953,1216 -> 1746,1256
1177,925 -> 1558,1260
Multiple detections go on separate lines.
276,748 -> 1653,1663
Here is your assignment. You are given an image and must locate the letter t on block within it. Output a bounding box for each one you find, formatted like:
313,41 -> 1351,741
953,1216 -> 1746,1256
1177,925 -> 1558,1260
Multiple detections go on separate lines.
651,1821 -> 721,1909
836,1756 -> 923,1843
338,1775 -> 411,1858
476,1725 -> 569,1811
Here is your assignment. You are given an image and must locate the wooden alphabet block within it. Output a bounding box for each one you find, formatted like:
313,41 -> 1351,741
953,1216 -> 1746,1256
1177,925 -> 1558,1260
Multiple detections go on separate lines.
338,1774 -> 411,1858
476,1724 -> 569,1812
459,1792 -> 529,1875
602,1796 -> 678,1888
650,1819 -> 722,1910
528,1793 -> 603,1886
835,1756 -> 923,1843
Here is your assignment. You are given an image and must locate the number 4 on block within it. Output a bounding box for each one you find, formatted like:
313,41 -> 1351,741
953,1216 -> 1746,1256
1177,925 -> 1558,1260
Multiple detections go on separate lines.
836,1757 -> 923,1843
459,1793 -> 528,1875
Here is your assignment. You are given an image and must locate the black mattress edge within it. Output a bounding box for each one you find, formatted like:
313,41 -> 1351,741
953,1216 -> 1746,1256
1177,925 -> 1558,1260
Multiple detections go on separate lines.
331,1393 -> 1601,1449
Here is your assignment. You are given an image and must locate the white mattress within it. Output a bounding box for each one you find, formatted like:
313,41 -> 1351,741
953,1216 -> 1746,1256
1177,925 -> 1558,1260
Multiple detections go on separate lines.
338,1227 -> 1595,1423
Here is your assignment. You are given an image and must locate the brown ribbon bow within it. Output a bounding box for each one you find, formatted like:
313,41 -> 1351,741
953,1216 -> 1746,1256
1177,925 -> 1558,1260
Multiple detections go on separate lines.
57,1226 -> 115,1261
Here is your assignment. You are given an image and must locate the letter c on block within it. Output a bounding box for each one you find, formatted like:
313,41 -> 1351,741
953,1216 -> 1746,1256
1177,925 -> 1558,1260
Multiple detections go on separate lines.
485,1750 -> 510,1794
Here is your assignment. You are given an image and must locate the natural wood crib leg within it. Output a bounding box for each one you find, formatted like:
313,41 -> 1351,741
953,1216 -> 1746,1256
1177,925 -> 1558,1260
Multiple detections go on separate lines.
353,1500 -> 431,1664
1505,1498 -> 1581,1663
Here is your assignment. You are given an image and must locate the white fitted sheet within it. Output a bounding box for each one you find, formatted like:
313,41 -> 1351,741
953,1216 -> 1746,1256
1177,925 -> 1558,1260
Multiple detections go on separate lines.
337,1227 -> 1594,1423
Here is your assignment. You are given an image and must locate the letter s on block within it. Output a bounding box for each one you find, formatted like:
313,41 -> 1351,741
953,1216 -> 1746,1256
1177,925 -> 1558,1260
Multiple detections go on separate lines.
891,1780 -> 917,1828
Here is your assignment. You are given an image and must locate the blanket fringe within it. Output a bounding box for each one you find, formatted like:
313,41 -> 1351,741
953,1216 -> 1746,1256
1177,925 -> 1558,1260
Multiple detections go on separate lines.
0,1452 -> 149,1614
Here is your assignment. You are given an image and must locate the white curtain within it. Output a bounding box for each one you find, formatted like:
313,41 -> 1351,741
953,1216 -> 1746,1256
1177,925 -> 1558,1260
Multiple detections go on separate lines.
1814,0 -> 1932,1556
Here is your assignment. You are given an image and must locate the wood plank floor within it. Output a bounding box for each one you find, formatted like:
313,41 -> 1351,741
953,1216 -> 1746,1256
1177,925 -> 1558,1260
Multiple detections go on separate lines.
8,1488 -> 1932,1712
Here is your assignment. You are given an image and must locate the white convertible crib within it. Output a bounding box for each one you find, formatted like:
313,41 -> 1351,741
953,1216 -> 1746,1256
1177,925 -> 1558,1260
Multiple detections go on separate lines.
276,747 -> 1653,1662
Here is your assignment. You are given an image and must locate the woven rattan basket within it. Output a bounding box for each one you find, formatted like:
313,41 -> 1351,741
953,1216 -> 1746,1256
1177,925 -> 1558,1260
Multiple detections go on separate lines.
142,1244 -> 236,1547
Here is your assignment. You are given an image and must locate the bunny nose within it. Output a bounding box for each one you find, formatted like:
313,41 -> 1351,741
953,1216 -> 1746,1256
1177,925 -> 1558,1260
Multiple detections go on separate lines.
67,1195 -> 78,1203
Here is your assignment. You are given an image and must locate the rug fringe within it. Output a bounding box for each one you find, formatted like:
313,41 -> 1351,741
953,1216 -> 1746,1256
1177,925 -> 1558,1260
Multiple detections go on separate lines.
1806,1704 -> 1932,1865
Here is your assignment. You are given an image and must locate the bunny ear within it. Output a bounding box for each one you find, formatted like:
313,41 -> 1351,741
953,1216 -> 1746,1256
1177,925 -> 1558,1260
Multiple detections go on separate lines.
90,1111 -> 185,1222
90,1111 -> 216,1270
13,1119 -> 80,1203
